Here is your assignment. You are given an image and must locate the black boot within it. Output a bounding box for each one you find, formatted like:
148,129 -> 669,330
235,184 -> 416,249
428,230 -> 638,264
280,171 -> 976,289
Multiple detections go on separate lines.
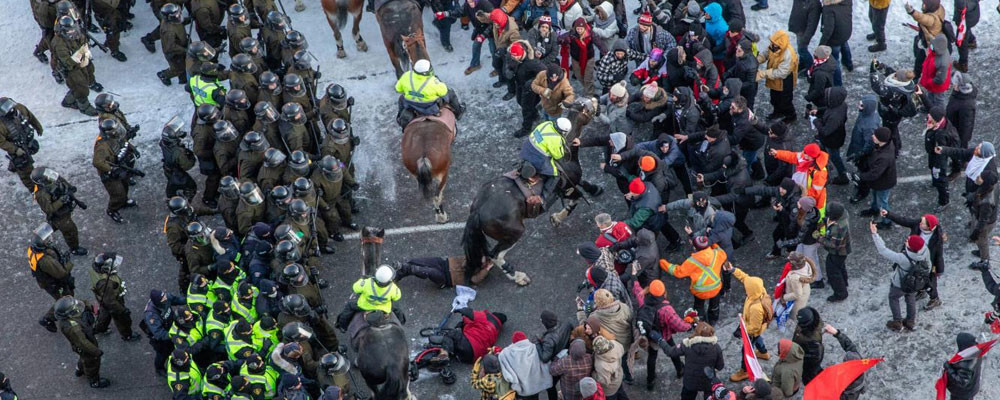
89,378 -> 111,388
156,70 -> 172,86
33,49 -> 48,63
39,317 -> 57,333
111,50 -> 127,62
366,0 -> 374,12
141,35 -> 156,53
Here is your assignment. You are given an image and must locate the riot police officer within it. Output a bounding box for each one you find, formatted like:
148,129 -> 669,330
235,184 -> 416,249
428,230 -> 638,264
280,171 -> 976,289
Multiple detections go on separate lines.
93,118 -> 138,223
93,0 -> 128,61
95,94 -> 140,140
89,252 -> 141,341
54,295 -> 110,388
321,119 -> 360,213
50,16 -> 101,116
30,167 -> 87,255
193,104 -> 223,207
156,3 -> 189,86
0,97 -> 43,191
238,131 -> 269,182
160,116 -> 198,200
227,5 -> 253,57
28,223 -> 76,333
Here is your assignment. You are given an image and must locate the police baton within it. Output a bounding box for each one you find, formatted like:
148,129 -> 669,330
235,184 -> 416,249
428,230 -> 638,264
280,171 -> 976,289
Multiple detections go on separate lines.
552,159 -> 593,206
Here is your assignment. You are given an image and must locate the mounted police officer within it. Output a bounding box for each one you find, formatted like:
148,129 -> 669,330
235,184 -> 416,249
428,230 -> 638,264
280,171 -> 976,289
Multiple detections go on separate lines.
0,97 -> 43,191
520,117 -> 572,208
336,265 -> 405,330
393,59 -> 464,127
30,167 -> 87,255
28,223 -> 76,333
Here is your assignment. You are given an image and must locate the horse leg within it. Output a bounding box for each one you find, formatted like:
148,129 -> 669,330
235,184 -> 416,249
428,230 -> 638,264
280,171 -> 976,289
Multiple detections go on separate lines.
433,180 -> 448,224
352,10 -> 368,52
550,198 -> 578,226
324,9 -> 348,58
384,37 -> 404,78
492,243 -> 530,286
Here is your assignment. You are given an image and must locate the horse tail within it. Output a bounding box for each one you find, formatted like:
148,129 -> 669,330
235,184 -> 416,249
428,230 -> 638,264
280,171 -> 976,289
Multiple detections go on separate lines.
335,0 -> 349,28
416,156 -> 433,199
374,365 -> 406,400
462,211 -> 488,283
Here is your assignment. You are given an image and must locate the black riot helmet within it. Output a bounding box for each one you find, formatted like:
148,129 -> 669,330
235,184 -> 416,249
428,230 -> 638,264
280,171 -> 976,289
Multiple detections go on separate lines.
260,71 -> 281,95
225,89 -> 250,110
239,182 -> 264,204
280,294 -> 310,317
254,101 -> 278,123
30,166 -> 60,186
287,150 -> 310,175
274,240 -> 300,262
168,196 -> 193,216
271,186 -> 292,208
263,148 -> 287,167
98,117 -> 120,135
288,199 -> 309,223
231,53 -> 255,73
242,131 -> 267,151
280,103 -> 304,125
281,263 -> 308,287
292,177 -> 312,197
213,120 -> 238,142
196,104 -> 221,123
320,352 -> 350,375
326,84 -> 347,105
55,15 -> 80,39
317,156 -> 343,181
0,97 -> 15,116
220,176 -> 239,198
329,119 -> 350,144
283,31 -> 307,50
56,0 -> 80,19
283,73 -> 304,96
239,37 -> 260,56
273,224 -> 299,244
53,296 -> 84,320
189,41 -> 216,62
266,11 -> 288,29
161,116 -> 186,144
160,3 -> 183,21
31,222 -> 55,249
228,3 -> 249,24
94,93 -> 118,113
292,50 -> 312,70
185,221 -> 208,244
282,321 -> 313,342
92,252 -> 123,275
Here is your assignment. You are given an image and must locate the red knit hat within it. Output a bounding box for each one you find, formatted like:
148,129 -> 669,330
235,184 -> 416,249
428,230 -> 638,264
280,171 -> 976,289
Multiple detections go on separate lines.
803,143 -> 821,159
639,12 -> 653,26
537,15 -> 552,26
512,331 -> 527,343
923,214 -> 939,229
628,177 -> 645,195
906,235 -> 925,252
490,9 -> 507,27
692,236 -> 710,250
509,42 -> 525,58
639,155 -> 656,172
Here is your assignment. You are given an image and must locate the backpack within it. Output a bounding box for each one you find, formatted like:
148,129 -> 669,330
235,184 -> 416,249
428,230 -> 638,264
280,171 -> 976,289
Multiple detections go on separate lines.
899,252 -> 930,293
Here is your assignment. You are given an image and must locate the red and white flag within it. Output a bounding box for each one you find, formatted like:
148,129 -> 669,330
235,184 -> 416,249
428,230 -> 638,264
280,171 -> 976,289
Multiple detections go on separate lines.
935,338 -> 997,400
739,313 -> 767,382
803,358 -> 883,399
956,7 -> 968,47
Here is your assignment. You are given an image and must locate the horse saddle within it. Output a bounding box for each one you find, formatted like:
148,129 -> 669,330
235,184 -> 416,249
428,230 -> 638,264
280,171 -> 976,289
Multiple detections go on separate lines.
347,311 -> 401,344
407,107 -> 458,140
503,170 -> 544,218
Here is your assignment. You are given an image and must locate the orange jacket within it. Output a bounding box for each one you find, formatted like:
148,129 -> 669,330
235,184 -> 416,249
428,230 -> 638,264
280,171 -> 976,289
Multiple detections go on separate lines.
773,149 -> 829,210
659,244 -> 727,299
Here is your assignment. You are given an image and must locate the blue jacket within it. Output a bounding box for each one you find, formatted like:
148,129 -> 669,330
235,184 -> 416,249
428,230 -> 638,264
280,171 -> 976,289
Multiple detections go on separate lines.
143,294 -> 186,341
635,134 -> 685,167
513,0 -> 558,28
847,95 -> 881,158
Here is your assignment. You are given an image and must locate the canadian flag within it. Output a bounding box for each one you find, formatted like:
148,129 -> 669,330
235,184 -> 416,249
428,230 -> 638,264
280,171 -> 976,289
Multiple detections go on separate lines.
956,7 -> 968,47
935,339 -> 997,400
739,313 -> 767,382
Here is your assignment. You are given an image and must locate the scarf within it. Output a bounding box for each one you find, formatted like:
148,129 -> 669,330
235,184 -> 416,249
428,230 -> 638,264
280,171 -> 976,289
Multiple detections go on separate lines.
965,155 -> 994,181
807,57 -> 827,78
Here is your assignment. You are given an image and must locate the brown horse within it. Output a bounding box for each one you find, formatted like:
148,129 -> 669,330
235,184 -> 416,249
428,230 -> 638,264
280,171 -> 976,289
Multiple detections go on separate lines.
375,0 -> 429,78
401,107 -> 456,223
320,0 -> 370,58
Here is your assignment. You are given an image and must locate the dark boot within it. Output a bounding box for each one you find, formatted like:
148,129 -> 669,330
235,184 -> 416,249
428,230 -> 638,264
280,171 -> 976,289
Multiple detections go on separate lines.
61,94 -> 78,109
111,50 -> 128,62
89,82 -> 103,92
141,35 -> 156,53
77,100 -> 99,117
366,0 -> 374,12
39,317 -> 57,333
33,48 -> 48,63
868,42 -> 886,52
156,70 -> 172,86
89,378 -> 111,388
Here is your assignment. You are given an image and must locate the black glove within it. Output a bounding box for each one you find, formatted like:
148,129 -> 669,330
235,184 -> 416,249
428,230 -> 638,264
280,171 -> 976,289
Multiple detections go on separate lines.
657,338 -> 670,352
351,135 -> 361,146
90,82 -> 104,92
315,71 -> 323,80
392,307 -> 406,324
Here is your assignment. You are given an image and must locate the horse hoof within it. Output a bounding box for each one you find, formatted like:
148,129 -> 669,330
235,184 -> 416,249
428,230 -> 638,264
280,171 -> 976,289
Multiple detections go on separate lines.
357,41 -> 369,52
549,214 -> 564,226
435,212 -> 448,224
337,49 -> 347,59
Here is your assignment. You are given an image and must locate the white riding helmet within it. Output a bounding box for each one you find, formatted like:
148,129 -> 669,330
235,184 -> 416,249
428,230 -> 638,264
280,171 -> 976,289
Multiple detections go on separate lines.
555,117 -> 572,134
413,59 -> 432,75
374,265 -> 395,286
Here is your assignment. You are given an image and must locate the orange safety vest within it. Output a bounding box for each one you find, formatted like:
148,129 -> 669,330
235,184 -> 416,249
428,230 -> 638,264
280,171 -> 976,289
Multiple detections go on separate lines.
28,247 -> 44,272
659,244 -> 727,299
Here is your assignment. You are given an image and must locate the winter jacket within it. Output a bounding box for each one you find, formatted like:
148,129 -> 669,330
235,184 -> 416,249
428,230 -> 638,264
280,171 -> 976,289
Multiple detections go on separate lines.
925,121 -> 959,172
909,3 -> 945,43
666,47 -> 697,92
858,140 -> 897,190
625,181 -> 665,231
819,0 -> 852,47
597,91 -> 634,134
869,65 -> 918,128
636,134 -> 685,167
730,108 -> 767,151
624,24 -> 674,55
514,0 -> 559,28
782,258 -> 818,320
660,243 -> 727,299
771,341 -> 805,399
814,87 -> 848,149
701,154 -> 751,200
672,87 -> 704,136
945,355 -> 984,399
595,221 -> 632,248
499,340 -> 554,396
686,132 -> 732,175
463,310 -> 503,360
463,0 -> 497,39
667,335 -> 725,392
920,34 -> 951,94
630,56 -> 669,88
704,3 -> 729,53
612,229 -> 661,280
773,149 -> 830,209
939,147 -> 999,205
817,210 -> 851,256
757,30 -> 798,92
548,351 -> 593,400
590,301 -> 633,350
764,132 -> 795,186
557,0 -> 586,30
848,95 -> 881,158
565,22 -> 597,68
707,78 -> 742,134
788,0 -> 822,40
592,339 -> 625,394
805,59 -> 837,107
537,321 -> 574,362
525,25 -> 561,65
625,86 -> 670,129
666,198 -> 736,254
885,211 -> 944,274
946,86 -> 977,146
590,2 -> 618,52
491,15 -> 523,50
531,70 -> 575,117
872,232 -> 930,289
954,0 -> 980,28
732,268 -> 772,337
694,49 -> 722,99
793,316 -> 825,383
595,39 -> 646,89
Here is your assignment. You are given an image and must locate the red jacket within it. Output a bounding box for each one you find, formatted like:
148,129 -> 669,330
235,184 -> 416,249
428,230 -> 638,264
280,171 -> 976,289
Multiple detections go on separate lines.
583,382 -> 606,400
919,49 -> 951,94
463,310 -> 502,359
594,222 -> 632,248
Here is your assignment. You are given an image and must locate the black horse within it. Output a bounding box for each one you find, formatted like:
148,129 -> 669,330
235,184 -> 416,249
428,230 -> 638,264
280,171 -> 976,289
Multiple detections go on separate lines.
350,227 -> 412,400
462,99 -> 600,286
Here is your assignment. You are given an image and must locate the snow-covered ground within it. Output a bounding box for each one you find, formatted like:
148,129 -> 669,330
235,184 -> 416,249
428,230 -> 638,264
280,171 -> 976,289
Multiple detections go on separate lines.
2,0 -> 1000,398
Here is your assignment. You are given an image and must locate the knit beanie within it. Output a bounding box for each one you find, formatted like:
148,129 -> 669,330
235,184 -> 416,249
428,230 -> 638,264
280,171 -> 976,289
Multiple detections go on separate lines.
540,310 -> 559,329
826,201 -> 845,221
687,0 -> 701,16
641,83 -> 658,99
803,143 -> 821,158
570,339 -> 587,359
586,315 -> 603,334
577,242 -> 601,262
780,177 -> 797,193
797,196 -> 816,211
874,127 -> 892,143
628,177 -> 646,195
512,331 -> 527,343
923,214 -> 938,229
813,45 -> 831,59
769,121 -> 788,138
509,42 -> 525,58
609,81 -> 627,98
594,288 -> 614,309
587,266 -> 608,286
952,71 -> 974,94
728,18 -> 744,33
150,289 -> 166,305
580,377 -> 599,397
957,332 -> 977,351
692,235 -> 711,250
796,306 -> 816,327
649,279 -> 666,297
929,106 -> 945,121
752,378 -> 772,397
979,141 -> 996,158
907,235 -> 925,252
640,155 -> 657,172
638,12 -> 653,26
482,354 -> 501,373
787,251 -> 806,268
